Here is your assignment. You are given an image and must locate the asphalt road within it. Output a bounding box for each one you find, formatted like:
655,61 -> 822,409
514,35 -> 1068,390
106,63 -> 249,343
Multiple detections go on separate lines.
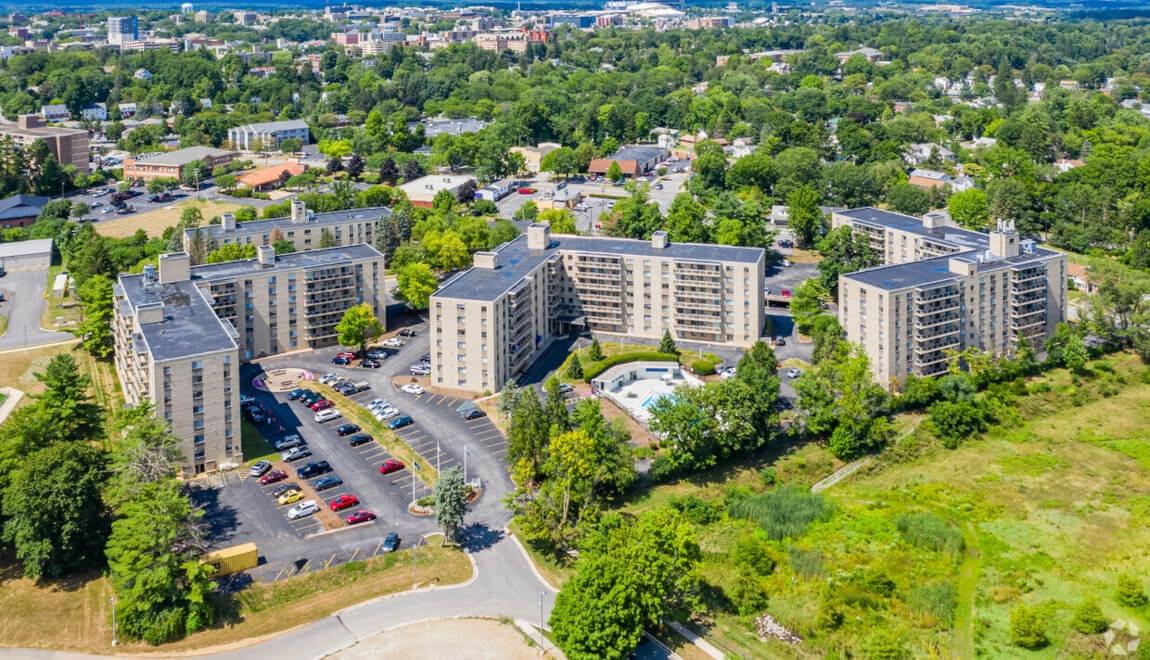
0,266 -> 73,350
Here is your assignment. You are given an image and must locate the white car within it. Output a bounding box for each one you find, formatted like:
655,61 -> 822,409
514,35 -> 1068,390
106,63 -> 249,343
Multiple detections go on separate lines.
401,383 -> 425,395
719,367 -> 737,380
320,373 -> 339,385
367,398 -> 389,409
786,368 -> 802,379
409,364 -> 431,376
376,408 -> 400,421
314,408 -> 342,423
287,500 -> 319,520
383,338 -> 405,348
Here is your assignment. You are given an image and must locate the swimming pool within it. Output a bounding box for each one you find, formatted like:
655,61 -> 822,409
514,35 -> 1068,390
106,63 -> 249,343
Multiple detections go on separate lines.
640,393 -> 672,410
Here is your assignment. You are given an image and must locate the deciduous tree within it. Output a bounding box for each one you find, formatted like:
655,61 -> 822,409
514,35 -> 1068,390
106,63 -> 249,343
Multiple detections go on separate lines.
335,304 -> 384,355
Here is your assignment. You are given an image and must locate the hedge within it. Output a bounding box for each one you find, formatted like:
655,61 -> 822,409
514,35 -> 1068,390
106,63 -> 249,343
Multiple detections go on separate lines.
582,351 -> 679,381
691,359 -> 717,375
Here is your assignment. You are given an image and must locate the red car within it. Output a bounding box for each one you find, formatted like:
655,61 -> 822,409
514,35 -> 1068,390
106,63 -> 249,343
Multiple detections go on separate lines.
336,351 -> 356,360
259,469 -> 288,485
517,187 -> 536,195
309,399 -> 333,411
329,493 -> 360,511
378,459 -> 405,476
346,510 -> 377,525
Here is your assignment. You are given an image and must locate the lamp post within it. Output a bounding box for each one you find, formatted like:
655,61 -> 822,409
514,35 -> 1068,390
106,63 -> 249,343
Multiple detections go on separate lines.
110,595 -> 117,647
539,591 -> 546,653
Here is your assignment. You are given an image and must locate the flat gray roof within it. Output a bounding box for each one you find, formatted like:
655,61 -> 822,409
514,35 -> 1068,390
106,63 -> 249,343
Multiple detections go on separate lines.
232,119 -> 308,132
190,244 -> 384,282
613,145 -> 667,161
837,207 -> 988,251
189,206 -> 390,242
435,233 -> 764,302
844,247 -> 1061,291
117,276 -> 238,362
134,146 -> 233,167
0,237 -> 52,259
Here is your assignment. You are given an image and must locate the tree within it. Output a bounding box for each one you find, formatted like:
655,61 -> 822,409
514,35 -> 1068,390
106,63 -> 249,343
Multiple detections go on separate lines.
550,509 -> 701,660
77,274 -> 115,358
538,208 -> 577,234
1071,599 -> 1109,635
541,147 -> 578,179
658,329 -> 678,355
928,399 -> 988,449
346,154 -> 365,180
2,442 -> 109,579
791,279 -> 830,335
887,183 -> 932,215
379,157 -> 399,184
514,201 -> 539,222
433,466 -> 468,544
214,174 -> 237,193
204,243 -> 257,263
787,185 -> 826,248
34,353 -> 102,443
795,344 -> 891,459
947,188 -> 989,230
588,339 -> 604,361
544,376 -> 571,432
663,193 -> 708,243
606,161 -> 623,182
396,262 -> 437,310
279,137 -> 302,154
603,186 -> 662,239
1118,573 -> 1148,607
335,304 -> 383,355
692,140 -> 728,189
326,155 -> 343,174
1009,603 -> 1047,649
508,387 -> 549,476
734,341 -> 782,442
566,354 -> 584,380
817,226 -> 879,294
319,227 -> 337,248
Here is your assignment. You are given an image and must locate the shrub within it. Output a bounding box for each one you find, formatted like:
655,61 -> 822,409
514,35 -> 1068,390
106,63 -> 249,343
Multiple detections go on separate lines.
760,467 -> 777,487
587,339 -> 604,361
861,568 -> 896,597
581,351 -> 678,381
727,486 -> 834,540
896,512 -> 964,554
691,359 -> 717,375
668,494 -> 722,525
1118,573 -> 1149,607
861,629 -> 910,659
1010,603 -> 1047,649
732,533 -> 775,576
647,454 -> 678,483
787,546 -> 825,579
908,581 -> 957,624
1071,599 -> 1109,634
728,569 -> 769,616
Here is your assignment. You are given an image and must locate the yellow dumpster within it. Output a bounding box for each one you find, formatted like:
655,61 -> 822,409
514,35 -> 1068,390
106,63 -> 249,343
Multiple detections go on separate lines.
201,542 -> 259,576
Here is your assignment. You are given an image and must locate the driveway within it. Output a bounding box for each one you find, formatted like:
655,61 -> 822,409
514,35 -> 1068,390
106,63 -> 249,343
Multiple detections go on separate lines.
0,267 -> 72,350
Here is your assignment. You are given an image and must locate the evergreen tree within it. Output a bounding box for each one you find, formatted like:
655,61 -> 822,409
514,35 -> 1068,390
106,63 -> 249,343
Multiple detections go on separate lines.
658,329 -> 678,355
588,339 -> 604,361
433,466 -> 469,544
566,354 -> 584,380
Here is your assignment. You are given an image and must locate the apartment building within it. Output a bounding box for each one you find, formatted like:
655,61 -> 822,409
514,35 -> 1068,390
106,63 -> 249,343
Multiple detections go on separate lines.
430,224 -> 765,393
833,208 -> 1066,388
183,200 -> 388,258
0,115 -> 89,173
124,146 -> 234,182
113,245 -> 387,473
107,16 -> 138,45
227,119 -> 311,151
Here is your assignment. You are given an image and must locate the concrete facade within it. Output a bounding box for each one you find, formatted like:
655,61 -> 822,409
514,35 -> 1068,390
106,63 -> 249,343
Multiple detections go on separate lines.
124,146 -> 235,182
1,115 -> 89,173
183,200 -> 388,258
227,119 -> 311,150
833,208 -> 1066,389
430,224 -> 765,393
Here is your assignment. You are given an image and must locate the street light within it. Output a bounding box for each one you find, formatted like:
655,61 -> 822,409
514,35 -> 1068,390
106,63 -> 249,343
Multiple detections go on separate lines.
539,591 -> 547,653
110,595 -> 117,647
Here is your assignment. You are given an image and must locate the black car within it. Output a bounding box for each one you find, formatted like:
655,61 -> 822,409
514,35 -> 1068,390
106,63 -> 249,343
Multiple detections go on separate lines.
360,359 -> 381,369
313,475 -> 343,491
382,532 -> 400,552
288,388 -> 308,400
272,482 -> 301,498
462,408 -> 486,420
336,423 -> 361,437
399,328 -> 417,337
420,353 -> 431,363
296,461 -> 333,479
298,391 -> 321,405
348,433 -> 374,447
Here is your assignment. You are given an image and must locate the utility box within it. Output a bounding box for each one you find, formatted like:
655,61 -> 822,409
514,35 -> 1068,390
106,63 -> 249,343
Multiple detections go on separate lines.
201,542 -> 259,576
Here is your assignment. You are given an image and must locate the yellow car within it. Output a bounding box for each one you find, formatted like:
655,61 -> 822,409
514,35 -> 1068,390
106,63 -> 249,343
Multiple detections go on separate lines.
277,489 -> 303,505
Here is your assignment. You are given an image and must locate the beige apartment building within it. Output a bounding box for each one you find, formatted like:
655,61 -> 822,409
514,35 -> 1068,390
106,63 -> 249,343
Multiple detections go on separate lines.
183,199 -> 388,260
833,208 -> 1066,389
430,224 -> 765,393
1,114 -> 89,173
114,244 -> 387,473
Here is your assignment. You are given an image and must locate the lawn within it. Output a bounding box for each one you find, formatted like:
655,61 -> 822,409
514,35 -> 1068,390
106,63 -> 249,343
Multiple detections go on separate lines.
0,544 -> 471,654
598,352 -> 1150,659
240,418 -> 277,464
557,341 -> 680,384
40,264 -> 83,332
0,341 -> 79,395
95,200 -> 249,239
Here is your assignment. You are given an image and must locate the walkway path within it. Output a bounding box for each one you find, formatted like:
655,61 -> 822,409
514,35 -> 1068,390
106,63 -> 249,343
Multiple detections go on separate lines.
0,387 -> 23,425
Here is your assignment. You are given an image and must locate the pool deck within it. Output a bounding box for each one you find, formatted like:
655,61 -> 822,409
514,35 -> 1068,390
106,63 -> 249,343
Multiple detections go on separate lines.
606,373 -> 701,425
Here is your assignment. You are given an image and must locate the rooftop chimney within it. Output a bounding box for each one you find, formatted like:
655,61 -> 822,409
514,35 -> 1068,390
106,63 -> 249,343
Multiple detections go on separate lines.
17,114 -> 42,130
142,263 -> 157,286
527,223 -> 551,250
221,213 -> 236,232
136,301 -> 164,325
651,230 -> 669,249
289,198 -> 306,224
158,252 -> 191,283
988,218 -> 1019,258
473,251 -> 499,269
257,244 -> 276,266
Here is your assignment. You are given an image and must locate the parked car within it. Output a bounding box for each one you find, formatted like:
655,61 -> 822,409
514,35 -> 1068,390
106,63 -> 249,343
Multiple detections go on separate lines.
360,359 -> 381,369
365,349 -> 387,360
347,510 -> 377,525
462,408 -> 486,420
383,337 -> 405,348
347,433 -> 374,447
336,351 -> 357,359
329,494 -> 360,511
288,388 -> 308,401
314,408 -> 342,423
653,183 -> 663,190
336,423 -> 361,437
409,364 -> 431,376
719,367 -> 737,380
298,391 -> 321,405
277,489 -> 304,505
775,337 -> 787,346
296,461 -> 332,479
320,373 -> 340,385
387,415 -> 413,430
259,469 -> 288,485
401,383 -> 424,395
272,483 -> 300,499
273,434 -> 305,451
398,328 -> 417,337
558,383 -> 574,394
420,353 -> 431,363
249,460 -> 273,477
517,187 -> 536,195
382,532 -> 400,552
786,368 -> 802,379
367,398 -> 389,409
313,475 -> 342,491
376,407 -> 400,421
287,500 -> 319,520
332,356 -> 352,366
378,459 -> 405,475
334,382 -> 357,395
281,446 -> 312,462
309,399 -> 333,411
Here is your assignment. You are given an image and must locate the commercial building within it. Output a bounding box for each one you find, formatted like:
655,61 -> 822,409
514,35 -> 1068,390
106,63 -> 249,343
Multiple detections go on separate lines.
511,142 -> 561,174
107,16 -> 139,46
227,119 -> 311,151
114,244 -> 387,473
833,208 -> 1066,389
430,224 -> 765,393
123,146 -> 234,182
183,200 -> 388,257
399,174 -> 476,208
0,115 -> 89,173
0,194 -> 48,228
236,162 -> 305,191
588,145 -> 669,177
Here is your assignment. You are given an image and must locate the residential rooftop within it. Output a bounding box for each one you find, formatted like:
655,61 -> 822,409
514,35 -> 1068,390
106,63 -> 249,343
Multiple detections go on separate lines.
836,207 -> 989,251
117,276 -> 238,363
844,244 -> 1060,291
232,118 -> 309,132
189,243 -> 385,282
435,233 -> 764,302
187,206 -> 389,242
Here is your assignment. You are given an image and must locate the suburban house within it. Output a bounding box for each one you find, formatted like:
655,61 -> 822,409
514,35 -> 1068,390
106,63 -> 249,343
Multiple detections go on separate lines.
907,168 -> 975,192
1067,262 -> 1098,294
587,145 -> 669,178
40,104 -> 69,122
0,194 -> 48,228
